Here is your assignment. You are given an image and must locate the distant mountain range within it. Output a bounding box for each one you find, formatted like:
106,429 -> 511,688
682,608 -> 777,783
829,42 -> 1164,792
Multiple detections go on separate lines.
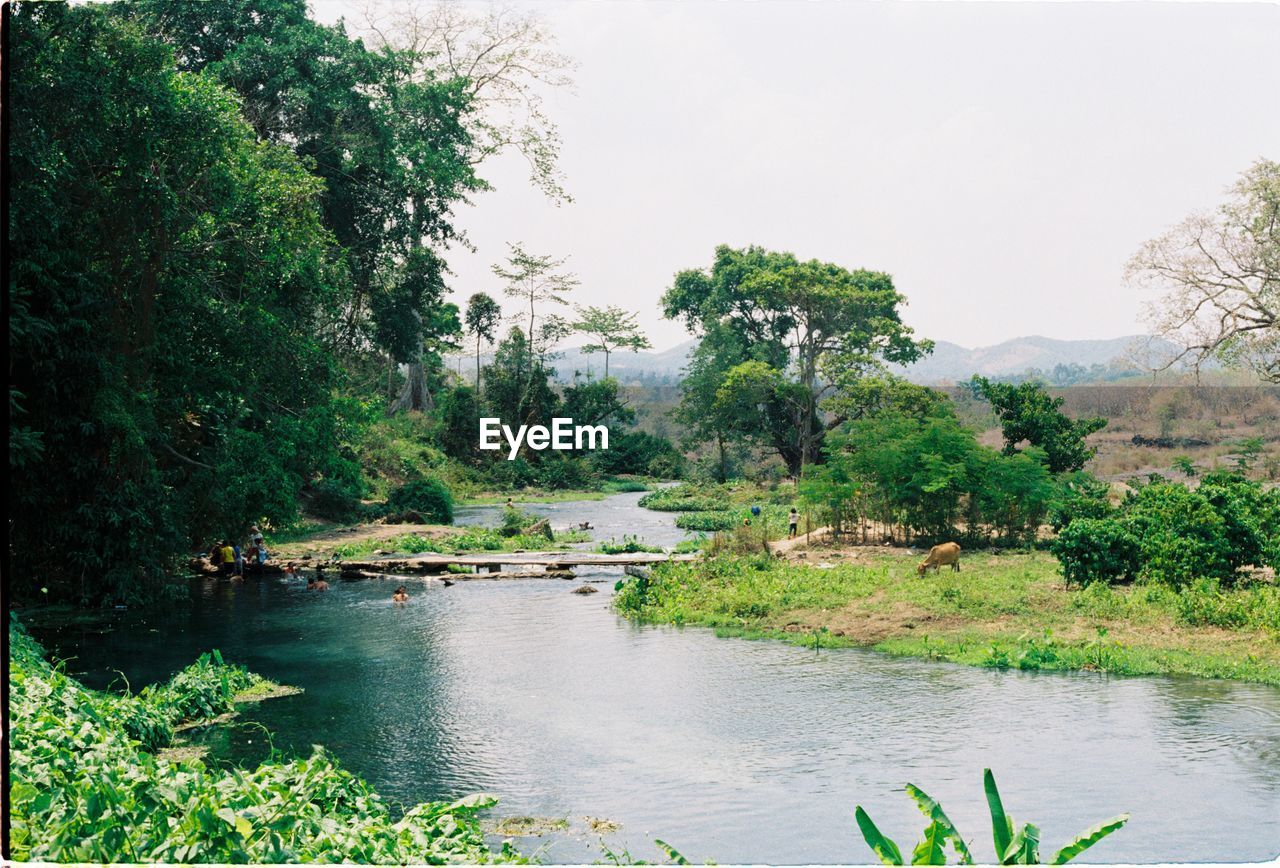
890,334 -> 1181,383
447,334 -> 1179,386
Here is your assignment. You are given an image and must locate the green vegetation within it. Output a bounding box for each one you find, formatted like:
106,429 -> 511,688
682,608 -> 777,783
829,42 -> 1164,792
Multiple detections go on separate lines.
970,376 -> 1107,474
8,623 -> 520,863
664,245 -> 930,478
597,536 -> 664,555
614,551 -> 1280,684
328,528 -> 591,560
801,410 -> 1059,545
7,0 -> 683,606
855,769 -> 1127,865
1051,471 -> 1279,588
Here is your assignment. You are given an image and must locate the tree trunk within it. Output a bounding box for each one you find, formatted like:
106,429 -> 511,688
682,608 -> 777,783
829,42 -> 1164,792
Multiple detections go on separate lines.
475,335 -> 482,392
392,357 -> 433,413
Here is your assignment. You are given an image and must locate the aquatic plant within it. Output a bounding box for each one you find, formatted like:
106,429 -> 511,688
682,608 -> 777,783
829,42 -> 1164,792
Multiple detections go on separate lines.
597,535 -> 664,554
855,769 -> 1128,865
8,622 -> 522,864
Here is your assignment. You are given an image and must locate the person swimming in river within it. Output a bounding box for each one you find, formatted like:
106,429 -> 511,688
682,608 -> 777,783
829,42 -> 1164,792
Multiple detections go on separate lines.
307,576 -> 329,591
392,586 -> 409,604
505,498 -> 515,510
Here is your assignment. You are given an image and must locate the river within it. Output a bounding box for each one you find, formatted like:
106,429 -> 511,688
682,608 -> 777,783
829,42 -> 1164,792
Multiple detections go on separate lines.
28,491 -> 1280,863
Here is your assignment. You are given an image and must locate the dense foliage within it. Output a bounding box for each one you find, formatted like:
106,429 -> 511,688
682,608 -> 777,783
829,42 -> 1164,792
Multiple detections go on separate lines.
970,376 -> 1107,474
9,4 -> 360,604
8,623 -> 520,863
663,245 -> 931,477
7,1 -> 675,605
1051,471 -> 1280,588
801,410 -> 1059,545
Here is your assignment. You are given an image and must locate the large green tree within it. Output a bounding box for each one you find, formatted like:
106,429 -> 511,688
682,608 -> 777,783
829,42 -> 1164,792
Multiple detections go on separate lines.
124,0 -> 482,411
663,245 -> 931,474
9,3 -> 351,603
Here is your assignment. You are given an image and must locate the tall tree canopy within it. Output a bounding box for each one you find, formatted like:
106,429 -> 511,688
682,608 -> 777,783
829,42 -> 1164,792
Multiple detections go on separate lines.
1127,158 -> 1279,383
124,0 -> 483,411
663,245 -> 931,474
464,292 -> 503,390
8,3 -> 354,603
572,305 -> 651,378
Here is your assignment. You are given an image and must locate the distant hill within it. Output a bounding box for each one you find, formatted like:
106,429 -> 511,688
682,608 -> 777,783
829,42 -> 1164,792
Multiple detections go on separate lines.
445,339 -> 697,385
892,335 -> 1182,383
446,335 -> 1180,386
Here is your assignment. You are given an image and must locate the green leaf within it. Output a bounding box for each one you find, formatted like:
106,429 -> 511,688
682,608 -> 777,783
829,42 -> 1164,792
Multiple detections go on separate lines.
906,783 -> 973,864
983,769 -> 1014,861
1003,823 -> 1041,865
911,820 -> 948,865
856,806 -> 905,865
654,838 -> 690,864
1051,814 -> 1129,864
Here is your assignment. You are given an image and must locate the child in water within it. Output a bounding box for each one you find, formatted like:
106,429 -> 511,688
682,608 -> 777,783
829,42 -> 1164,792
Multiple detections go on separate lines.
307,576 -> 329,591
392,586 -> 409,604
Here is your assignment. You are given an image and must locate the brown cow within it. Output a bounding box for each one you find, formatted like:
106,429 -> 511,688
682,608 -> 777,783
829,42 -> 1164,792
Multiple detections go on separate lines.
917,542 -> 961,576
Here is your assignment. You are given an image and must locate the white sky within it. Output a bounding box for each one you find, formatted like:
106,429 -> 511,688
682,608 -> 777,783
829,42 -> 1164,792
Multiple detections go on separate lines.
314,1 -> 1280,351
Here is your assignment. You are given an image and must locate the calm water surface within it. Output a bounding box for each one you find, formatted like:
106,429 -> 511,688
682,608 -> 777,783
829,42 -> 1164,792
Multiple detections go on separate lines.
30,493 -> 1280,864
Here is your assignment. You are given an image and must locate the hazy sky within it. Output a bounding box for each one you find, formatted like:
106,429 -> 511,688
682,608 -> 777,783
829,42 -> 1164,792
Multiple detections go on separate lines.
314,1 -> 1280,351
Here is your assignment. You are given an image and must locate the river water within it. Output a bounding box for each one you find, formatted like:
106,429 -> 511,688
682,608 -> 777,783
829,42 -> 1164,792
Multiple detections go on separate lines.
28,492 -> 1280,864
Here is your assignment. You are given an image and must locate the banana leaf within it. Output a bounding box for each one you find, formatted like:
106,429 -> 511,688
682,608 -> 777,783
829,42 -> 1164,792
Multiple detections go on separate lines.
1003,822 -> 1041,865
856,806 -> 905,865
983,769 -> 1015,861
906,783 -> 974,864
1051,815 -> 1129,864
654,839 -> 689,865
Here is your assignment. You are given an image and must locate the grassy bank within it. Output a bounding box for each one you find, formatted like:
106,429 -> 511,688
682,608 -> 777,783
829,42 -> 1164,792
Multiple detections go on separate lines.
7,623 -> 520,863
614,550 -> 1280,685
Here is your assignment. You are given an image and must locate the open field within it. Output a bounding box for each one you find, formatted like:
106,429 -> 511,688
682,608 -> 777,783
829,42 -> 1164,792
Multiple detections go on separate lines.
616,548 -> 1280,685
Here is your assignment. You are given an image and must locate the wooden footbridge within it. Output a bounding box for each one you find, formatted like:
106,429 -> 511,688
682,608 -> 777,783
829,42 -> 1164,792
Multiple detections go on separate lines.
281,550 -> 698,580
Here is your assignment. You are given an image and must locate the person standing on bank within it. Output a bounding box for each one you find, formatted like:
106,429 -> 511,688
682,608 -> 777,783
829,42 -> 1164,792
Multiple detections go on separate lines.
788,508 -> 800,538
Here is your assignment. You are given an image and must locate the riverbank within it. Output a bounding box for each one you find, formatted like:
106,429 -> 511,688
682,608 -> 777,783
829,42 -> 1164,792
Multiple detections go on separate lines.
7,624 -> 518,863
615,549 -> 1280,685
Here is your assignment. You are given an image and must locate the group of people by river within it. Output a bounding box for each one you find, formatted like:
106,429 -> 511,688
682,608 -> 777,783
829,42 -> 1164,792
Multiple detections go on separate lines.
207,525 -> 268,578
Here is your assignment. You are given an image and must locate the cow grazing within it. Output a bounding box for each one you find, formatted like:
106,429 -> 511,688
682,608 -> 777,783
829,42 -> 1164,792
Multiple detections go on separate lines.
918,542 -> 961,576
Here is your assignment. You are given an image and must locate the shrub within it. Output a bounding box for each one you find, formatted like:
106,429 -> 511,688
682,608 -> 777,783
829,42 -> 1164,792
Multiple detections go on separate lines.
1124,483 -> 1233,588
1048,473 -> 1114,532
593,431 -> 683,477
639,485 -> 724,512
675,511 -> 738,532
1175,579 -> 1280,631
306,478 -> 364,522
534,454 -> 593,490
385,478 -> 453,524
1050,518 -> 1140,587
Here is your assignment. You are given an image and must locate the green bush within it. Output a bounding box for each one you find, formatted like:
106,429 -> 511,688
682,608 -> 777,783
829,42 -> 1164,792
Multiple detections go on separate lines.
1050,518 -> 1140,587
1124,483 -> 1234,588
306,478 -> 365,522
1049,472 -> 1278,590
1048,474 -> 1114,532
675,511 -> 738,532
385,478 -> 453,524
639,485 -> 725,512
